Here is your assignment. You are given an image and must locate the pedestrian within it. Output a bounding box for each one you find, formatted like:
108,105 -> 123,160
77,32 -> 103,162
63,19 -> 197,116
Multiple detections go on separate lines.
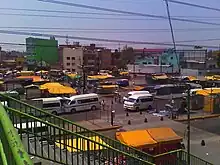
116,92 -> 120,103
101,100 -> 105,111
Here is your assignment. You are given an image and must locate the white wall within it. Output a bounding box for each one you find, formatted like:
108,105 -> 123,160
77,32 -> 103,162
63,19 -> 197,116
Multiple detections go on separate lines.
180,69 -> 206,76
127,64 -> 179,74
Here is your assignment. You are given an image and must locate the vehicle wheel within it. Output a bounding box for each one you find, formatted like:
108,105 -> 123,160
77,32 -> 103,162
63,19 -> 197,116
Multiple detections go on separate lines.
136,107 -> 139,111
91,106 -> 96,111
148,105 -> 152,111
71,108 -> 76,113
52,111 -> 58,115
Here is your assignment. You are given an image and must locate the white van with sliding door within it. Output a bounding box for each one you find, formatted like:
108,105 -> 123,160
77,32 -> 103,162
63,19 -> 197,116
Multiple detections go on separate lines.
123,94 -> 153,111
66,93 -> 100,113
32,97 -> 66,115
123,91 -> 150,102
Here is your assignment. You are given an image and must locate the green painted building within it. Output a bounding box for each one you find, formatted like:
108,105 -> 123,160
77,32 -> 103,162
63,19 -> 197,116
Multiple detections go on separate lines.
26,37 -> 58,65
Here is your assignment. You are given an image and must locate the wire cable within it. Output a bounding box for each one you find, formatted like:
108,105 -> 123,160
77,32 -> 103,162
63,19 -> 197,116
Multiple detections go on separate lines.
1,26 -> 220,32
37,0 -> 220,26
0,13 -> 164,21
167,0 -> 220,13
0,29 -> 218,48
1,7 -> 220,19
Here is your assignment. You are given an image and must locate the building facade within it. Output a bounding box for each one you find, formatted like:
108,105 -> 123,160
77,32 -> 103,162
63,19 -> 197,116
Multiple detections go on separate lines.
26,37 -> 59,65
132,48 -> 179,73
133,49 -> 165,65
178,49 -> 208,76
61,47 -> 83,73
98,49 -> 112,70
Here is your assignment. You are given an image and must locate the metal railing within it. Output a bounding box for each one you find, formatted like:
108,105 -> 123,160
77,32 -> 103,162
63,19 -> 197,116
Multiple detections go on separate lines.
6,107 -> 154,165
154,149 -> 213,165
1,94 -> 213,165
0,104 -> 33,165
2,94 -> 155,163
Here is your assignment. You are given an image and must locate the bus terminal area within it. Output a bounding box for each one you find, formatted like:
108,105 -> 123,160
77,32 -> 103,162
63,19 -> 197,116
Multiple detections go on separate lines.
1,70 -> 220,164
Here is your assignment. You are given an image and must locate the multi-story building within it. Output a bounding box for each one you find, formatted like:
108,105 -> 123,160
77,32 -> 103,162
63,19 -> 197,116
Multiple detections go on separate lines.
26,37 -> 58,65
98,49 -> 112,70
61,47 -> 83,73
59,43 -> 113,73
83,47 -> 99,74
178,49 -> 208,76
133,49 -> 165,65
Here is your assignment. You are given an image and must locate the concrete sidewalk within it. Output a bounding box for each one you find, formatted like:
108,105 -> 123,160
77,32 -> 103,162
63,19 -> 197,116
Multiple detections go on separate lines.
76,112 -> 219,164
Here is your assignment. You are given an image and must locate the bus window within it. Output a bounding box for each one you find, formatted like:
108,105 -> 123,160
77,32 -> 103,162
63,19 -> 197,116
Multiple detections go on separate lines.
43,102 -> 60,108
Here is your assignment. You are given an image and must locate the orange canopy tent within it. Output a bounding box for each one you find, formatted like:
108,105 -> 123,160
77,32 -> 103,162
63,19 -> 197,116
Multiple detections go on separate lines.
116,128 -> 182,149
40,82 -> 76,94
116,130 -> 157,148
147,127 -> 182,144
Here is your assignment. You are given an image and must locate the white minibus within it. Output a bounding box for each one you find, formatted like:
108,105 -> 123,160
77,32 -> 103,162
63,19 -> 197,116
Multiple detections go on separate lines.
66,93 -> 100,113
32,97 -> 67,115
123,93 -> 153,111
123,91 -> 150,102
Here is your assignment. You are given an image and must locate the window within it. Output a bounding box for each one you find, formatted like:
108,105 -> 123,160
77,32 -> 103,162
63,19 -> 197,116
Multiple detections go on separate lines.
77,98 -> 98,104
170,56 -> 173,60
67,57 -> 70,60
70,100 -> 76,105
43,103 -> 60,108
148,62 -> 152,64
72,69 -> 75,72
67,63 -> 70,66
140,97 -> 153,102
72,63 -> 75,66
72,57 -> 75,60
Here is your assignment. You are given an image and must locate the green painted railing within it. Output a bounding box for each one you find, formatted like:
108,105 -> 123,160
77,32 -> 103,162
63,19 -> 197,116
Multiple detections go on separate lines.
0,104 -> 33,165
2,94 -> 155,163
1,94 -> 213,165
154,149 -> 213,165
6,106 -> 154,165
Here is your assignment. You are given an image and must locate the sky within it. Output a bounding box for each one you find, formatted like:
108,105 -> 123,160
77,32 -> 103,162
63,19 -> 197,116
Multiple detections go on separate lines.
1,0 -> 220,51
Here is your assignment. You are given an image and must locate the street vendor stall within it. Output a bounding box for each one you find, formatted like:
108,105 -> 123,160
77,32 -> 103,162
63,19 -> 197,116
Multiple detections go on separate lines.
116,127 -> 183,164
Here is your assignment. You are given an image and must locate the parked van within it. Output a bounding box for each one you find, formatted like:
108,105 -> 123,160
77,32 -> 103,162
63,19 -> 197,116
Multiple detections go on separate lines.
32,97 -> 67,115
123,94 -> 153,111
66,93 -> 100,113
123,91 -> 150,102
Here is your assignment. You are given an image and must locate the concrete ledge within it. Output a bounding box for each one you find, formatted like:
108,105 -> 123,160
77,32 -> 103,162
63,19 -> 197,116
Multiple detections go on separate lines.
93,125 -> 122,132
174,114 -> 220,122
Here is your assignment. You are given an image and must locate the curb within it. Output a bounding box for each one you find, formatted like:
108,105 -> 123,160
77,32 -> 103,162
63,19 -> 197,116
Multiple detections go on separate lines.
93,125 -> 122,132
174,114 -> 220,122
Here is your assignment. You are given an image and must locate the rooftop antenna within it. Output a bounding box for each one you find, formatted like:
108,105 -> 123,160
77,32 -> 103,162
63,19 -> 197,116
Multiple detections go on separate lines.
65,35 -> 70,45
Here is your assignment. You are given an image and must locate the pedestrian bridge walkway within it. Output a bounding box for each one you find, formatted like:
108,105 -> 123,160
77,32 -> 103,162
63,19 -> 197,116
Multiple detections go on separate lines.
0,94 -> 213,165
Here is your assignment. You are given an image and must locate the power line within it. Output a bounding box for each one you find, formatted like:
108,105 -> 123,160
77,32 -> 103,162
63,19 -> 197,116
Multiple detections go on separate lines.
0,29 -> 218,48
3,12 -> 220,21
37,0 -> 220,26
2,26 -> 220,32
1,7 -> 220,19
167,0 -> 220,13
8,29 -> 220,34
0,13 -> 164,20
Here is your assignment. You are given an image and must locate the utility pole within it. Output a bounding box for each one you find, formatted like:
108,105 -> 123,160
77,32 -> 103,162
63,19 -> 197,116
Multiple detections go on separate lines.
187,86 -> 191,164
164,0 -> 180,73
82,56 -> 86,94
